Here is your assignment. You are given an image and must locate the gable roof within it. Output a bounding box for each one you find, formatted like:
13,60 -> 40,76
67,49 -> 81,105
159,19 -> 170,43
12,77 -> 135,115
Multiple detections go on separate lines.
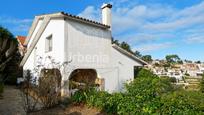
24,12 -> 110,46
20,16 -> 51,66
112,44 -> 148,65
20,12 -> 110,66
60,12 -> 110,28
16,36 -> 26,45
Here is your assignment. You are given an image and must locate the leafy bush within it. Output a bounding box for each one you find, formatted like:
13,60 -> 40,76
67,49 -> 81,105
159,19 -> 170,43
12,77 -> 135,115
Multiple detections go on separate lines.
86,90 -> 110,109
71,69 -> 204,114
185,73 -> 190,76
71,90 -> 87,103
104,93 -> 124,114
135,68 -> 157,78
169,77 -> 177,83
120,74 -> 174,114
71,88 -> 110,109
160,90 -> 204,114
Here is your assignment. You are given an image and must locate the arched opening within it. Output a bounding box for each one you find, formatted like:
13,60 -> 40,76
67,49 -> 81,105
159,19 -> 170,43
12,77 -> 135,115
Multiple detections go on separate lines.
69,69 -> 98,91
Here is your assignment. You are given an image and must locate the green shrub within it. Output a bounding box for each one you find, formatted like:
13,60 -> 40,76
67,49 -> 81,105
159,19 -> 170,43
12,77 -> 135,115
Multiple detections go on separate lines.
86,90 -> 110,109
71,90 -> 87,103
185,73 -> 190,76
135,68 -> 157,78
169,77 -> 177,83
160,90 -> 204,114
104,93 -> 124,114
72,88 -> 111,109
121,75 -> 174,114
71,69 -> 204,114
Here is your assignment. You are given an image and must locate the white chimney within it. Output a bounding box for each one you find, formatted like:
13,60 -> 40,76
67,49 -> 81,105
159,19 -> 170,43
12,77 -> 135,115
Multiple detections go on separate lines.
101,3 -> 112,27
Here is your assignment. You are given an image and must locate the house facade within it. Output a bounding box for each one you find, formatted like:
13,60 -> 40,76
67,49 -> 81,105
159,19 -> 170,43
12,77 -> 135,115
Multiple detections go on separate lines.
20,4 -> 147,96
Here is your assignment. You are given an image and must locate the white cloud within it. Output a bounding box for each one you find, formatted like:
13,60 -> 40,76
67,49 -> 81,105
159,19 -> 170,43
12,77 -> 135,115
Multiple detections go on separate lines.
134,42 -> 173,52
118,32 -> 175,46
78,6 -> 100,22
78,1 -> 204,51
0,17 -> 32,24
186,35 -> 204,44
12,24 -> 30,32
0,16 -> 32,33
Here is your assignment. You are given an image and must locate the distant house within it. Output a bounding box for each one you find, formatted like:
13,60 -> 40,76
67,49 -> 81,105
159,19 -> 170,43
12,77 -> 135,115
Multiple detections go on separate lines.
182,63 -> 200,77
20,4 -> 147,96
16,36 -> 26,56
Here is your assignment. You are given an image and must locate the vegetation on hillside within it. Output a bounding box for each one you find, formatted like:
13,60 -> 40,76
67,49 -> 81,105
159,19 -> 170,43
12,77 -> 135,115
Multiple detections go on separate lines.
113,39 -> 203,64
72,69 -> 204,114
165,54 -> 182,64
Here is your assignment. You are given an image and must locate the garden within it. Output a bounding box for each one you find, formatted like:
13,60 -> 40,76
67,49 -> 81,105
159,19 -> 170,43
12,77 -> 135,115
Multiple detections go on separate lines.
71,69 -> 204,114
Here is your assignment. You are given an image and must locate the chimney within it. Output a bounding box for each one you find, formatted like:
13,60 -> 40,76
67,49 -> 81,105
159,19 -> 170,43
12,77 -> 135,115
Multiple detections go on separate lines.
101,3 -> 112,27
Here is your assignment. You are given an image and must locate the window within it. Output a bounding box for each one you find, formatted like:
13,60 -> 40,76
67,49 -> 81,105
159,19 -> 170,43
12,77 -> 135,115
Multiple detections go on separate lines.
45,35 -> 52,52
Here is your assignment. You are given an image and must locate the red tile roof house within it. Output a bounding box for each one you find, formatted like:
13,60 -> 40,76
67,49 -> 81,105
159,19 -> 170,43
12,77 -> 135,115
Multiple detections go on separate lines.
16,36 -> 27,56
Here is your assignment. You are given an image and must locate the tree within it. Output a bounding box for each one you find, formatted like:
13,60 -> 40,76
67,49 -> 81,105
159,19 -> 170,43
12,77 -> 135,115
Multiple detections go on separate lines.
184,59 -> 192,63
142,55 -> 152,63
134,50 -> 142,58
112,39 -> 149,59
120,41 -> 133,54
0,26 -> 18,82
165,54 -> 181,64
177,60 -> 183,64
195,61 -> 201,64
112,39 -> 120,46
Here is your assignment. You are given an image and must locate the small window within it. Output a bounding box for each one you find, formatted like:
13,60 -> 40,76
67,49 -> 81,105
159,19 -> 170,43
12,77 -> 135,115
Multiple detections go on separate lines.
45,35 -> 52,52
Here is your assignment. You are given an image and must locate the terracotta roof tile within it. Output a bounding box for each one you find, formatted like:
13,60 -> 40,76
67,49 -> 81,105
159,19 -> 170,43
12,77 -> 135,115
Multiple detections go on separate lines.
16,36 -> 26,45
61,12 -> 110,28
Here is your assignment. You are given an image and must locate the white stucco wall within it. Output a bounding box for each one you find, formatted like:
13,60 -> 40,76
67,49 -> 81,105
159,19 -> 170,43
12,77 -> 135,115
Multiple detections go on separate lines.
64,19 -> 143,92
109,47 -> 143,91
24,18 -> 65,74
27,20 -> 43,48
64,19 -> 122,92
65,19 -> 112,68
23,17 -> 144,93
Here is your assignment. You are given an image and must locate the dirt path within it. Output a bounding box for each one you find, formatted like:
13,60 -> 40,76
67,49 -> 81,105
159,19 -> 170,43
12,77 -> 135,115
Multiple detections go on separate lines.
0,86 -> 105,115
0,86 -> 26,115
29,104 -> 106,115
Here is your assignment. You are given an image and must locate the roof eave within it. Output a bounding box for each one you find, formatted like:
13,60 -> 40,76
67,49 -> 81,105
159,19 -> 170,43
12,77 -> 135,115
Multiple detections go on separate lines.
61,12 -> 110,29
112,44 -> 148,65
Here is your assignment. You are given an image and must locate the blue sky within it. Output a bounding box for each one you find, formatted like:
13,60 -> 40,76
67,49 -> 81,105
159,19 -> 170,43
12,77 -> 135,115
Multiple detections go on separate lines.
0,0 -> 204,61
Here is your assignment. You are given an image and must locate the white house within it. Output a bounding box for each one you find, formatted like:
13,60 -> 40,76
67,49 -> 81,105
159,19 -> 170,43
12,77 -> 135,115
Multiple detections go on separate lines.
20,4 -> 147,96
